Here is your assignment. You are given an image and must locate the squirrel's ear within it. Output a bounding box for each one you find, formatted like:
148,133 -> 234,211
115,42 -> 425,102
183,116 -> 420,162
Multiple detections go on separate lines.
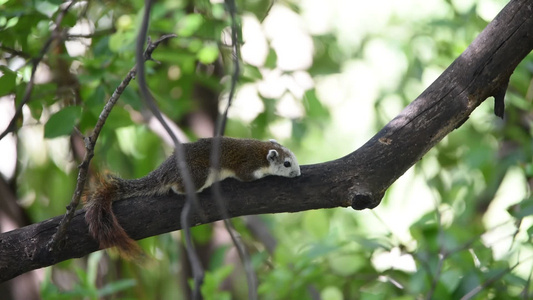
267,149 -> 279,162
269,139 -> 280,145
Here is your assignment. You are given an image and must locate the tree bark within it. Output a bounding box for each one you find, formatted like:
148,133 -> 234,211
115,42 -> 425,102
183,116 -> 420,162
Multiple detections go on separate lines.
1,0 -> 532,283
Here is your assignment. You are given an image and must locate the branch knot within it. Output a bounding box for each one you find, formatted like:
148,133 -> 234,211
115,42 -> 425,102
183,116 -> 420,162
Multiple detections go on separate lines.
351,192 -> 383,210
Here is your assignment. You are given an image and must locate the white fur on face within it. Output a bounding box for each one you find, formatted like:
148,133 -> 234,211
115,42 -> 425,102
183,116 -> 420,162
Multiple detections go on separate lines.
266,145 -> 301,178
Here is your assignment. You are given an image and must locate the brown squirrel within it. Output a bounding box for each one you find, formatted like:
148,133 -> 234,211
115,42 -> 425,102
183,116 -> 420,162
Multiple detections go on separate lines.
84,137 -> 301,257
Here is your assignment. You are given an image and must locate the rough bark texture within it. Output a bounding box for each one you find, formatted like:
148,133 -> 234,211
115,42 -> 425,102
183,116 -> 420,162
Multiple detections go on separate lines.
1,0 -> 532,283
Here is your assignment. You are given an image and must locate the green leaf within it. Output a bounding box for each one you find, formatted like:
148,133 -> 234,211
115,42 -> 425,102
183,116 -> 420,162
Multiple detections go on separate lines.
525,163 -> 533,177
305,242 -> 337,259
291,120 -> 307,141
61,10 -> 77,27
197,44 -> 219,64
353,237 -> 390,251
178,14 -> 204,37
191,224 -> 213,244
209,245 -> 230,270
0,66 -> 17,97
35,1 -> 59,18
44,106 -> 82,138
251,111 -> 268,137
201,265 -> 233,300
264,48 -> 277,68
109,31 -> 135,53
78,104 -> 98,134
508,198 -> 533,218
97,279 -> 137,297
245,0 -> 273,21
360,291 -> 385,300
85,84 -> 106,108
304,89 -> 329,119
303,210 -> 329,239
241,65 -> 263,82
120,84 -> 143,111
307,35 -> 343,76
27,83 -> 57,120
321,286 -> 343,300
528,225 -> 533,237
188,39 -> 203,53
105,106 -> 133,129
440,269 -> 462,293
152,49 -> 197,65
328,254 -> 365,276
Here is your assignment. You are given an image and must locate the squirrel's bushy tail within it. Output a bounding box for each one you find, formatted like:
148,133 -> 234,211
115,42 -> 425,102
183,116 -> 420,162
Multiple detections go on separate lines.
83,175 -> 141,259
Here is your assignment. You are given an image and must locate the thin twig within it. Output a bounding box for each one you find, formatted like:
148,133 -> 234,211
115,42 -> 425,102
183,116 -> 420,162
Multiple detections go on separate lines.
411,219 -> 522,298
521,264 -> 532,299
0,0 -> 77,141
259,0 -> 276,22
442,220 -> 514,260
460,256 -> 533,300
136,1 -> 204,299
208,0 -> 258,298
66,28 -> 117,39
0,45 -> 32,59
425,179 -> 445,300
508,218 -> 523,252
217,0 -> 240,137
47,30 -> 176,251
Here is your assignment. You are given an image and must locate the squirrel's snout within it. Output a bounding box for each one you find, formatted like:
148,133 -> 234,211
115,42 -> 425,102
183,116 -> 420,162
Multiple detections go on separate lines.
290,170 -> 301,177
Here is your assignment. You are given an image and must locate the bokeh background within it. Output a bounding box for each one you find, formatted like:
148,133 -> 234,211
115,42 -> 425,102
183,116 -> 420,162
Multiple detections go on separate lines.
0,0 -> 532,299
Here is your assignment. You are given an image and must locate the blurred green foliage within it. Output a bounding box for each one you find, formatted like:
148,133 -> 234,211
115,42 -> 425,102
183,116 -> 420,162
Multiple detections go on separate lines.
1,0 -> 532,299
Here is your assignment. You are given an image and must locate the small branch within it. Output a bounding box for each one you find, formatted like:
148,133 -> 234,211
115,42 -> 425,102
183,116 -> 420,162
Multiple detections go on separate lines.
136,1 -> 204,298
66,28 -> 117,39
492,77 -> 509,118
244,216 -> 277,254
460,257 -> 533,300
47,33 -> 177,253
212,0 -> 259,298
425,174 -> 445,300
0,45 -> 32,59
195,0 -> 257,296
217,0 -> 240,138
521,266 -> 532,299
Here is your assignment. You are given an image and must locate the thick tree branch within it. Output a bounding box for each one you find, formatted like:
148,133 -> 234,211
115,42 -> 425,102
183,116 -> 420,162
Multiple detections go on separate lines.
0,0 -> 532,283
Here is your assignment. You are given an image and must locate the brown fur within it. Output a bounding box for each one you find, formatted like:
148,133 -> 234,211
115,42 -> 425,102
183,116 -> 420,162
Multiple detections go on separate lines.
84,175 -> 142,259
84,137 -> 299,257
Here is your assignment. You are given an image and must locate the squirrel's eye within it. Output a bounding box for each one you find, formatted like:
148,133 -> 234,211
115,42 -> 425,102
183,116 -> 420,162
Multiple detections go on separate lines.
284,161 -> 291,168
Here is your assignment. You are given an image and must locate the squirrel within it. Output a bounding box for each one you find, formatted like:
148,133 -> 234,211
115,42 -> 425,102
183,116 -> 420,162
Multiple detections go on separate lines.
84,137 -> 301,257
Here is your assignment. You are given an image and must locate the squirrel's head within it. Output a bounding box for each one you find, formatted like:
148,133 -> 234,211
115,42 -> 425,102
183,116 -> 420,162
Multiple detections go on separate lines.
265,139 -> 301,178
